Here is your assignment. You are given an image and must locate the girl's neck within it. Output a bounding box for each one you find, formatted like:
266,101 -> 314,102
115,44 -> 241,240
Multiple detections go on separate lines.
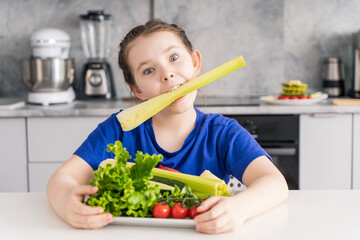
152,107 -> 197,130
151,107 -> 197,152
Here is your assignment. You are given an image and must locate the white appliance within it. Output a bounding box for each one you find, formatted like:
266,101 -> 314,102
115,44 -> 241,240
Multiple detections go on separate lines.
22,28 -> 75,105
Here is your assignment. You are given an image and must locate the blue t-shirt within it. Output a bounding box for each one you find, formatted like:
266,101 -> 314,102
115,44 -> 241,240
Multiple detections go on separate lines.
74,107 -> 270,184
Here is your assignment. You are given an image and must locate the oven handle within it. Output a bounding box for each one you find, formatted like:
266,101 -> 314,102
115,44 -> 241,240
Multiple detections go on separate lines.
263,147 -> 296,156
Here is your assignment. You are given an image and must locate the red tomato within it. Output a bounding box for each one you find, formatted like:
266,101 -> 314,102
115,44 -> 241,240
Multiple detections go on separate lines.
297,95 -> 306,99
278,96 -> 289,100
152,203 -> 170,218
306,95 -> 312,99
289,96 -> 298,99
170,202 -> 189,219
189,206 -> 199,219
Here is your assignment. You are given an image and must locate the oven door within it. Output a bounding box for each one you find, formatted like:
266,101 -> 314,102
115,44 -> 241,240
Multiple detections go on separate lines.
262,142 -> 299,190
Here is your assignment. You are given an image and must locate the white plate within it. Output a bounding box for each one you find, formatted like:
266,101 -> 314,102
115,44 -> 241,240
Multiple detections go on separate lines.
112,217 -> 195,228
259,94 -> 328,106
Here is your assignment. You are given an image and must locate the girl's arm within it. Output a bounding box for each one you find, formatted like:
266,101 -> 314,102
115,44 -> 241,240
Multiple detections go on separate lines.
194,155 -> 289,233
46,155 -> 113,229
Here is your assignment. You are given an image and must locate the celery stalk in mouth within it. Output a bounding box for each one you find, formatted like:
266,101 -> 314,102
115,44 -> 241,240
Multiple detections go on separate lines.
117,56 -> 246,131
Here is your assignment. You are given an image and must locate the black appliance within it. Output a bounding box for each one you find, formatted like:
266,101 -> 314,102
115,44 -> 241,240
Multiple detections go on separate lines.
224,114 -> 299,190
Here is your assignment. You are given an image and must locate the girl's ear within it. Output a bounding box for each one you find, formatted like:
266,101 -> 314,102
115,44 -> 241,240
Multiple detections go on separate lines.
129,85 -> 147,101
191,49 -> 202,75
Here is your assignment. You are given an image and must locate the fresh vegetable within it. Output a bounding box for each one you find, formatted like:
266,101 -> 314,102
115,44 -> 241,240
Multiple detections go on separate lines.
170,202 -> 189,219
159,163 -> 181,173
189,206 -> 200,219
127,162 -> 232,198
278,96 -> 289,100
200,170 -> 221,180
280,80 -> 308,97
86,141 -> 163,217
117,56 -> 247,131
157,185 -> 203,209
152,180 -> 203,219
152,203 -> 170,218
151,176 -> 186,190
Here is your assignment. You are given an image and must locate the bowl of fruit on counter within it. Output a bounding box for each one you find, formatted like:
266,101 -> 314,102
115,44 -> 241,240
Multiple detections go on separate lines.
260,80 -> 328,105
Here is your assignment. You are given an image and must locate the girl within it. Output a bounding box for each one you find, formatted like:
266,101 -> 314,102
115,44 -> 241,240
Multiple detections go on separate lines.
47,19 -> 288,234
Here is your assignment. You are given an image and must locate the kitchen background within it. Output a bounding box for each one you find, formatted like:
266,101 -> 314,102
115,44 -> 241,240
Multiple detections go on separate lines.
1,0 -> 360,98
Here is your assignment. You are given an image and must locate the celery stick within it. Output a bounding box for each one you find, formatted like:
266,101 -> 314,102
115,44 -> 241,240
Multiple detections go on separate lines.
126,162 -> 232,197
117,56 -> 246,131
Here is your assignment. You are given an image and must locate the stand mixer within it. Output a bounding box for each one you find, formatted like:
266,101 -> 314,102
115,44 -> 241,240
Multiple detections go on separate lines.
21,28 -> 75,105
79,10 -> 115,99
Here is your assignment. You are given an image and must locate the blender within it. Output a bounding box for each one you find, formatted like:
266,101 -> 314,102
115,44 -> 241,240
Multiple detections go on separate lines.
22,28 -> 75,105
79,10 -> 115,99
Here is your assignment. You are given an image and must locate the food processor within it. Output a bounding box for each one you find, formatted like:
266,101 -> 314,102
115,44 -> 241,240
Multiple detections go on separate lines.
21,28 -> 75,105
79,10 -> 115,99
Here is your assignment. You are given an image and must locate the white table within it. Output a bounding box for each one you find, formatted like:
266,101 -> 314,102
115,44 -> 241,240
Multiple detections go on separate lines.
1,190 -> 360,240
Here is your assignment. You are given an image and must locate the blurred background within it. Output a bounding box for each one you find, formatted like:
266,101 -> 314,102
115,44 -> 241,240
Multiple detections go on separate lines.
1,0 -> 360,98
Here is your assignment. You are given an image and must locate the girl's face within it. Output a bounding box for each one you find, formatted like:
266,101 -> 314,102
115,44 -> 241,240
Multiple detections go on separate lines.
127,31 -> 202,112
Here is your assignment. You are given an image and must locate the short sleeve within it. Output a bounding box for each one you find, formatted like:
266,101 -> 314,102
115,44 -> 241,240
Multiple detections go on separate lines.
222,119 -> 271,182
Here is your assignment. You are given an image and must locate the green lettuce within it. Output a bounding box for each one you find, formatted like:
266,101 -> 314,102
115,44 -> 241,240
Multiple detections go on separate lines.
86,141 -> 163,217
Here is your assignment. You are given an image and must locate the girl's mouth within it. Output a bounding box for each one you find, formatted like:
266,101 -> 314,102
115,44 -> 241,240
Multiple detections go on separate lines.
169,84 -> 182,92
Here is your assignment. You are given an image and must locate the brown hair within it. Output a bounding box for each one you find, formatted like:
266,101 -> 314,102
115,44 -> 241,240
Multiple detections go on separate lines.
118,19 -> 193,86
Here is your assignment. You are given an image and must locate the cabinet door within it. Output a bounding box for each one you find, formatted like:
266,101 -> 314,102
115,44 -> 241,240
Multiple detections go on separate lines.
27,117 -> 105,163
28,163 -> 62,192
300,114 -> 352,189
0,118 -> 28,192
353,114 -> 360,189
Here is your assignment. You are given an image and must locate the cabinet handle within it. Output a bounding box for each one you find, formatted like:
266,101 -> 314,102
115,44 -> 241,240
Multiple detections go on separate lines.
309,113 -> 338,118
263,148 -> 296,156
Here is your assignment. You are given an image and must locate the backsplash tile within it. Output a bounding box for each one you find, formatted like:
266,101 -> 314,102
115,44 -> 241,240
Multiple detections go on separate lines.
1,0 -> 360,98
284,0 -> 360,95
154,0 -> 285,97
0,0 -> 150,98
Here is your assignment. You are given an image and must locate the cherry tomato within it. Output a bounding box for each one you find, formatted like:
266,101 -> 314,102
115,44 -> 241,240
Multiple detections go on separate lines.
189,206 -> 199,219
289,96 -> 298,99
297,95 -> 306,99
152,203 -> 170,218
170,202 -> 189,219
278,96 -> 289,100
306,95 -> 312,99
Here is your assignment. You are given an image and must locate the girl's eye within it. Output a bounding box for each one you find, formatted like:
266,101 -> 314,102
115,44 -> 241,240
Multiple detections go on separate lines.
144,68 -> 154,75
169,54 -> 178,62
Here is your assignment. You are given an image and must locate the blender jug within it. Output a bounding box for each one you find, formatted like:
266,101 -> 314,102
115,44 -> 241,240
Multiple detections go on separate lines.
80,10 -> 111,60
79,10 -> 114,99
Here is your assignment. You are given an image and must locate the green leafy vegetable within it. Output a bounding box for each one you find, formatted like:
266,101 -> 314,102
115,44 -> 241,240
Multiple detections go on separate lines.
86,141 -> 163,217
159,185 -> 204,209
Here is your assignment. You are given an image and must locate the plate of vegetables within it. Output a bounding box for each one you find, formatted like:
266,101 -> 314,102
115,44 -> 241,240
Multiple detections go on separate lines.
85,141 -> 232,228
260,80 -> 328,106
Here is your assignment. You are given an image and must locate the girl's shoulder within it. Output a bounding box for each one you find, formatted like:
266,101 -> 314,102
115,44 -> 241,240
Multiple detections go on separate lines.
195,108 -> 239,130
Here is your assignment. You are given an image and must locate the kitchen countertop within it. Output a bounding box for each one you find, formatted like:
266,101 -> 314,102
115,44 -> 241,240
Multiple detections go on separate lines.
1,190 -> 360,240
1,97 -> 360,118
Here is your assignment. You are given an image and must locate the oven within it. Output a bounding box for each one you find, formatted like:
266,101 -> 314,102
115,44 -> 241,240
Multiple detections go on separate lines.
225,115 -> 299,190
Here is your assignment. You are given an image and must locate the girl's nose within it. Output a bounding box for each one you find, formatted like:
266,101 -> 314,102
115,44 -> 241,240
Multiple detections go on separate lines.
163,73 -> 175,81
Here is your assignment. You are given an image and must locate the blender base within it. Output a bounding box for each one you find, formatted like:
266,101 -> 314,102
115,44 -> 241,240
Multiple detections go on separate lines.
27,87 -> 75,106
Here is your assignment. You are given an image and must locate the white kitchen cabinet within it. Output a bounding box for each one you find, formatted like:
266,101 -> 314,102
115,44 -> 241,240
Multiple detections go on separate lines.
299,113 -> 352,189
27,117 -> 105,163
353,114 -> 360,189
0,118 -> 28,192
27,117 -> 105,192
28,163 -> 62,192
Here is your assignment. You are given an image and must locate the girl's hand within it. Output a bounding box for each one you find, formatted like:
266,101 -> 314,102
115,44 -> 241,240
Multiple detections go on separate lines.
64,185 -> 113,229
193,196 -> 246,234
